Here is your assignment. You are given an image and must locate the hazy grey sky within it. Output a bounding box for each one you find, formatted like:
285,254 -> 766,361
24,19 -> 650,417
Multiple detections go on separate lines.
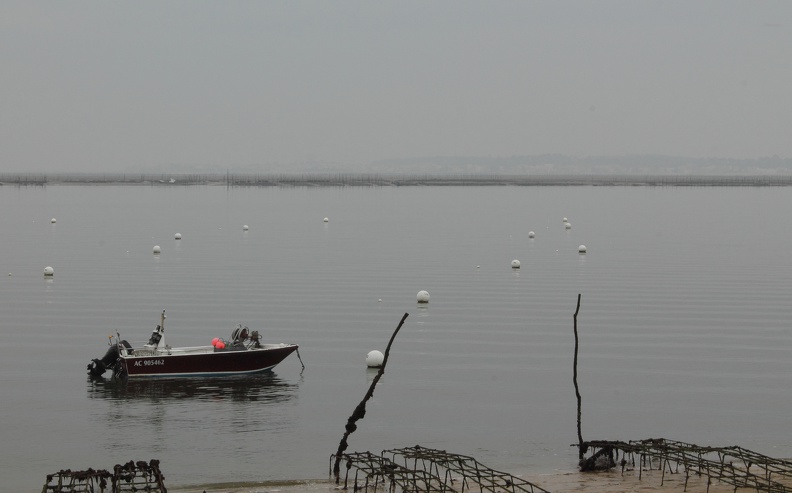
2,1 -> 791,173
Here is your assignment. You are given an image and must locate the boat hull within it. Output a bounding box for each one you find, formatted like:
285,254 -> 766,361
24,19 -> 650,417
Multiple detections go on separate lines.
118,344 -> 299,378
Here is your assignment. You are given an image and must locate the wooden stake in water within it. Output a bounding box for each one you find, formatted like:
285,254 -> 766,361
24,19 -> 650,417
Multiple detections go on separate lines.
573,293 -> 584,460
332,312 -> 409,483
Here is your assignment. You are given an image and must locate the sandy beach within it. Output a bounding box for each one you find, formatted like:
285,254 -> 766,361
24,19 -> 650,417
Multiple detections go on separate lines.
171,468 -> 761,493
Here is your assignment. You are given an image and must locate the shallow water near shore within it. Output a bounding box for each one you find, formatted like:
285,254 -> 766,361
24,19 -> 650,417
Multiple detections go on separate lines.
1,184 -> 791,492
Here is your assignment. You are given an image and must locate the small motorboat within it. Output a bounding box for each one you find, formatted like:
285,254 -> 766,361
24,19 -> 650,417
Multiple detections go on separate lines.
87,310 -> 300,379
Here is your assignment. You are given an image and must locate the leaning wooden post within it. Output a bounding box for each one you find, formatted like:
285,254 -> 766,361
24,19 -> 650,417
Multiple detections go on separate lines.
573,293 -> 584,460
332,312 -> 409,483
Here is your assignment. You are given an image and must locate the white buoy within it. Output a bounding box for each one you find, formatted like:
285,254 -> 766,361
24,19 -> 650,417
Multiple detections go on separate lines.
565,222 -> 571,229
174,233 -> 182,240
51,218 -> 57,224
563,217 -> 568,223
579,245 -> 587,254
243,225 -> 249,231
323,217 -> 329,223
378,298 -> 382,302
153,245 -> 161,254
366,350 -> 384,368
528,231 -> 535,238
417,290 -> 430,303
511,259 -> 521,269
43,266 -> 54,277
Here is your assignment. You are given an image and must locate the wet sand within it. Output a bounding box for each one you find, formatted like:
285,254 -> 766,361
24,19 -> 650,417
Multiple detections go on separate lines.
171,468 -> 755,493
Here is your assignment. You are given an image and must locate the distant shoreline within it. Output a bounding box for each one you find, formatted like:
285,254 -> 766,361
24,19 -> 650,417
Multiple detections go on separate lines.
2,173 -> 792,187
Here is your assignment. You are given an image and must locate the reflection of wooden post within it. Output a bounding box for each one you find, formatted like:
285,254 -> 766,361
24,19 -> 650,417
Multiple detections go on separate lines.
573,294 -> 583,460
332,312 -> 409,483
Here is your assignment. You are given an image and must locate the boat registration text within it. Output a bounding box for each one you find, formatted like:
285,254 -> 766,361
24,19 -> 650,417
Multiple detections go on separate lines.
134,359 -> 165,367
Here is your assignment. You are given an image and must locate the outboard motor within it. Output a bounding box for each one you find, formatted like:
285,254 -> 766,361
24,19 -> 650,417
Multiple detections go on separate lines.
87,340 -> 132,377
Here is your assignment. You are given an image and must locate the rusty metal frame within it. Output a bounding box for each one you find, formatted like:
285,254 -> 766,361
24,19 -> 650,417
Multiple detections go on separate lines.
581,438 -> 792,493
332,446 -> 550,493
41,459 -> 166,493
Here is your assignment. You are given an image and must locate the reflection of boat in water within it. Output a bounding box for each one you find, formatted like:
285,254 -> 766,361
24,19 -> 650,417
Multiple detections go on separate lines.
87,310 -> 300,379
87,371 -> 299,403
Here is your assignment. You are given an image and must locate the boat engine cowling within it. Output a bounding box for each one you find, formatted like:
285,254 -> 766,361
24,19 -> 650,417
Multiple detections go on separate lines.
87,340 -> 132,376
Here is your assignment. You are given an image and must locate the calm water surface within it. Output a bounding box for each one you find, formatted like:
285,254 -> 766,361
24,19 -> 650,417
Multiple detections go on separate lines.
1,185 -> 791,492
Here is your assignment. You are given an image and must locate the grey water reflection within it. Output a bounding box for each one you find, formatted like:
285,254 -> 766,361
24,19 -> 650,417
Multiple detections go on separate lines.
86,373 -> 299,403
84,373 -> 302,472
